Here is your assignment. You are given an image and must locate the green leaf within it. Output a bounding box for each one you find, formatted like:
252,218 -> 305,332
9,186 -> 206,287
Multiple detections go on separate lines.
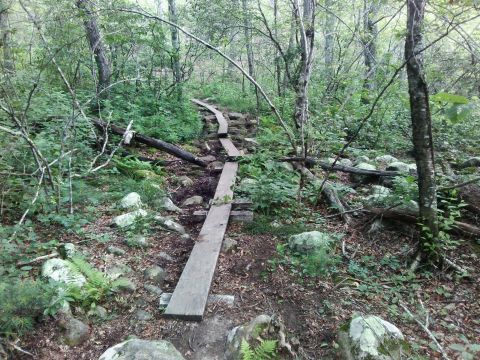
431,92 -> 469,104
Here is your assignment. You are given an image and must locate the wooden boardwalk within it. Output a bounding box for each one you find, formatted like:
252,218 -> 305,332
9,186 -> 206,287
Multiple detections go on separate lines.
164,100 -> 244,320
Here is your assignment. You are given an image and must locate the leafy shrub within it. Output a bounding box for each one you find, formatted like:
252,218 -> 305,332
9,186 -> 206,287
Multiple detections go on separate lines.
0,279 -> 56,337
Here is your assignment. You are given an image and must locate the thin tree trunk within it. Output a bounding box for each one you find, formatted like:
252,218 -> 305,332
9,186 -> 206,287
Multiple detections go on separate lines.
405,0 -> 439,261
273,0 -> 282,96
0,0 -> 14,72
168,0 -> 182,98
324,0 -> 335,83
242,0 -> 255,80
76,0 -> 111,94
362,0 -> 378,97
293,0 -> 315,142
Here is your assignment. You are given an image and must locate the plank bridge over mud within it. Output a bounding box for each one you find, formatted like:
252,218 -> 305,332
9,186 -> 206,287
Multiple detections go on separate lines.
163,99 -> 244,321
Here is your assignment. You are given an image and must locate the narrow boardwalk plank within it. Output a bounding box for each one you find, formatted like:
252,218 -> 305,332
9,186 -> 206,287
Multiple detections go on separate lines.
163,162 -> 238,320
192,99 -> 228,137
219,138 -> 241,158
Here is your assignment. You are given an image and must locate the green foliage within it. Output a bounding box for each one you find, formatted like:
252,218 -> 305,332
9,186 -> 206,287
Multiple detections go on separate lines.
240,339 -> 278,360
0,279 -> 56,337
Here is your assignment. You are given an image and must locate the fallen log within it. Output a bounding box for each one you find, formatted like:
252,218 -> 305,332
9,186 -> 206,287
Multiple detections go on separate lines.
367,207 -> 480,237
293,163 -> 352,225
283,157 -> 401,177
92,118 -> 207,167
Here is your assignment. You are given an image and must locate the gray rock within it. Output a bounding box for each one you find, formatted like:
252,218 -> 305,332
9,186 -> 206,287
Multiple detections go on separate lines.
116,278 -> 136,293
157,197 -> 182,213
461,157 -> 480,168
126,235 -> 149,248
178,175 -> 194,187
113,209 -> 148,228
386,161 -> 410,173
338,158 -> 353,167
199,155 -> 217,163
120,192 -> 142,210
398,200 -> 419,213
375,155 -> 398,164
107,246 -> 126,256
59,316 -> 89,346
58,243 -> 76,259
207,161 -> 224,171
42,259 -> 86,287
355,155 -> 371,164
144,266 -> 166,285
144,284 -> 163,296
352,162 -> 377,182
155,215 -> 187,235
225,315 -> 272,360
133,309 -> 153,321
89,305 -> 108,320
182,195 -> 203,207
106,264 -> 132,280
338,314 -> 407,360
228,112 -> 245,120
365,185 -> 392,204
98,339 -> 185,360
158,252 -> 173,262
288,231 -> 336,254
222,237 -> 238,253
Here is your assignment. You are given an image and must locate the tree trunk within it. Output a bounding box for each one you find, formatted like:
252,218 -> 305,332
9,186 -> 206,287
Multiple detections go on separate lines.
0,0 -> 14,72
76,0 -> 111,94
293,0 -> 315,144
405,0 -> 439,260
273,0 -> 282,96
242,0 -> 255,80
362,0 -> 378,97
324,0 -> 335,83
168,0 -> 182,98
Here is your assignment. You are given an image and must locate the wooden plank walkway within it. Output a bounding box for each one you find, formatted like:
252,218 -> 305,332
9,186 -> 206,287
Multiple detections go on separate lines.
192,99 -> 229,137
219,138 -> 241,158
163,162 -> 238,320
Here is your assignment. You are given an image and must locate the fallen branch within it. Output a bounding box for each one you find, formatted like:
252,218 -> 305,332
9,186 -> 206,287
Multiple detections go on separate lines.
283,157 -> 401,177
367,207 -> 480,237
92,118 -> 207,167
293,163 -> 352,224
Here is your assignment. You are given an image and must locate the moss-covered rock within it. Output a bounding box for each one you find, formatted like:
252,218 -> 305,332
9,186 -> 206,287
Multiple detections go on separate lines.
98,339 -> 185,360
338,314 -> 409,360
288,231 -> 336,254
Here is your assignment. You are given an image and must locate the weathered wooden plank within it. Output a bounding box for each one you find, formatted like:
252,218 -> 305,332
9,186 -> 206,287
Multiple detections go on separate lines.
186,210 -> 253,223
163,162 -> 238,320
219,138 -> 241,158
192,99 -> 228,137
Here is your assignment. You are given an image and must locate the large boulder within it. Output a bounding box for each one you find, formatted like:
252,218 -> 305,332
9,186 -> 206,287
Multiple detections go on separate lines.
386,162 -> 411,173
120,192 -> 142,210
182,195 -> 203,207
288,231 -> 336,254
225,315 -> 273,360
375,155 -> 398,165
461,157 -> 480,168
98,339 -> 185,360
144,266 -> 166,286
338,314 -> 408,360
42,259 -> 86,287
113,209 -> 148,228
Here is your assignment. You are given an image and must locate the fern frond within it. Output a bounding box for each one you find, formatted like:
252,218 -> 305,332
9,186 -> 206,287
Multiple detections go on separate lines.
254,340 -> 278,359
241,339 -> 255,360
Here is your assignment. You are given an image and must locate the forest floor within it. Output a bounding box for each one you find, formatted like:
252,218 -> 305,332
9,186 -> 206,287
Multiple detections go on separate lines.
19,104 -> 480,360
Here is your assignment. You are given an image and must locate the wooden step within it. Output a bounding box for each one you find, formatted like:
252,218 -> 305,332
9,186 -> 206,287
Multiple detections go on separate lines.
219,138 -> 242,158
192,99 -> 228,137
163,162 -> 238,321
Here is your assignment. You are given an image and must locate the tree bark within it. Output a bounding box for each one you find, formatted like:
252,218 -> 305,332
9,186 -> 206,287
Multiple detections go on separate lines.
242,0 -> 255,80
0,0 -> 14,72
324,0 -> 335,83
168,0 -> 182,97
362,0 -> 378,95
293,0 -> 315,139
405,0 -> 439,259
76,0 -> 111,94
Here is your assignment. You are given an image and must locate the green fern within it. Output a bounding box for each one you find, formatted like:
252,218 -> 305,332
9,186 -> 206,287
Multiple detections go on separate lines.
241,339 -> 278,360
66,257 -> 124,307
